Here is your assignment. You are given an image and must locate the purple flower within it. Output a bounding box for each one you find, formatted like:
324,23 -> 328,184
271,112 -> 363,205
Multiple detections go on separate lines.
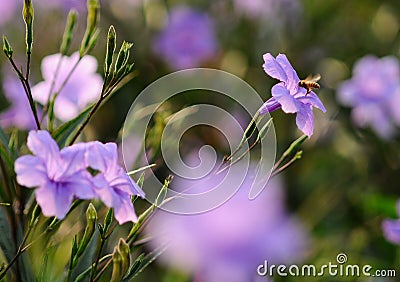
154,6 -> 218,70
259,53 -> 326,137
337,55 -> 400,139
234,0 -> 301,25
31,52 -> 103,121
14,130 -> 144,223
36,0 -> 86,12
145,161 -> 309,281
0,0 -> 18,26
382,201 -> 400,244
15,131 -> 95,219
86,142 -> 145,224
0,75 -> 39,130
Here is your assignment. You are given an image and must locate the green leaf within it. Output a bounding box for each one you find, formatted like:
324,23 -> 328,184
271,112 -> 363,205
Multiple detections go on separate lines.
52,106 -> 92,147
0,208 -> 13,263
122,245 -> 167,281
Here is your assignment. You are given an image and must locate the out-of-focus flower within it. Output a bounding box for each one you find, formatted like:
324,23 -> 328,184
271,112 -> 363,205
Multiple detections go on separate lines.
337,55 -> 400,139
259,53 -> 326,137
15,130 -> 144,223
31,52 -> 103,121
15,130 -> 95,219
0,75 -> 39,130
36,0 -> 86,12
86,142 -> 145,224
234,0 -> 301,26
382,201 -> 400,245
0,0 -> 18,26
145,160 -> 309,282
154,6 -> 218,70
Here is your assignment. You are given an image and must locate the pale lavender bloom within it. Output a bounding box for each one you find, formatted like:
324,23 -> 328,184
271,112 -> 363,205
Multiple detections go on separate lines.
0,75 -> 38,130
36,0 -> 86,11
31,52 -> 103,121
154,6 -> 218,70
259,53 -> 326,137
382,201 -> 400,244
0,0 -> 18,26
234,0 -> 301,25
146,161 -> 309,281
86,142 -> 145,224
15,131 -> 95,219
337,55 -> 400,139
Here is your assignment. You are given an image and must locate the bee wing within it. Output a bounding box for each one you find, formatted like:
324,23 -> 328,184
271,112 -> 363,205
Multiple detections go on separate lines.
311,74 -> 321,82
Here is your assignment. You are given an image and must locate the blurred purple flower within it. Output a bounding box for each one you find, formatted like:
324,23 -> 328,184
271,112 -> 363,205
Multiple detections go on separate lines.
146,162 -> 309,281
36,0 -> 86,11
86,142 -> 145,224
337,55 -> 400,139
382,201 -> 400,244
0,75 -> 39,130
0,0 -> 18,26
259,53 -> 326,137
234,0 -> 301,25
15,130 -> 95,219
154,6 -> 218,70
31,52 -> 103,121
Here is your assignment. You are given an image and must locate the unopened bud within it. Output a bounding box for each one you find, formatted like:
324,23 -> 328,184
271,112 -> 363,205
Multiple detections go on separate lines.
3,36 -> 13,58
105,25 -> 116,74
60,10 -> 77,55
23,0 -> 34,54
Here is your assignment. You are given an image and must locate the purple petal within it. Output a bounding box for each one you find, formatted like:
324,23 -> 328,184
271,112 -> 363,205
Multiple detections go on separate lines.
66,172 -> 96,199
59,142 -> 89,178
382,219 -> 400,245
113,193 -> 138,224
15,155 -> 48,187
297,92 -> 327,112
275,54 -> 300,90
85,142 -> 114,172
295,104 -> 314,137
92,175 -> 115,206
259,97 -> 282,115
352,105 -> 393,139
262,53 -> 288,83
271,83 -> 298,113
27,130 -> 60,160
41,53 -> 64,82
35,181 -> 74,219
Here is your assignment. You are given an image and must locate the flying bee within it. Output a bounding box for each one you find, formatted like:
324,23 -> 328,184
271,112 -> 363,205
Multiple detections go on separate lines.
298,74 -> 321,95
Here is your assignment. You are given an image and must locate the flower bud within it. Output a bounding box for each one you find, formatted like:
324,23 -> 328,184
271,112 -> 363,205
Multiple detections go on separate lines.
80,0 -> 100,56
2,36 -> 13,58
117,239 -> 130,275
75,203 -> 97,259
114,41 -> 133,76
60,10 -> 77,55
105,25 -> 116,74
110,248 -> 123,282
22,0 -> 34,54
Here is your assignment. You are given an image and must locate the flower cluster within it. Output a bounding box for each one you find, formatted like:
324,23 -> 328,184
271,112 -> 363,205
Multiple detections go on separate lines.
259,53 -> 326,137
154,6 -> 218,70
15,130 -> 144,224
337,55 -> 400,139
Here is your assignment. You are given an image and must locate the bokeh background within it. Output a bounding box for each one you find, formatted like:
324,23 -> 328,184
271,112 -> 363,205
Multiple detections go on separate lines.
1,0 -> 400,281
